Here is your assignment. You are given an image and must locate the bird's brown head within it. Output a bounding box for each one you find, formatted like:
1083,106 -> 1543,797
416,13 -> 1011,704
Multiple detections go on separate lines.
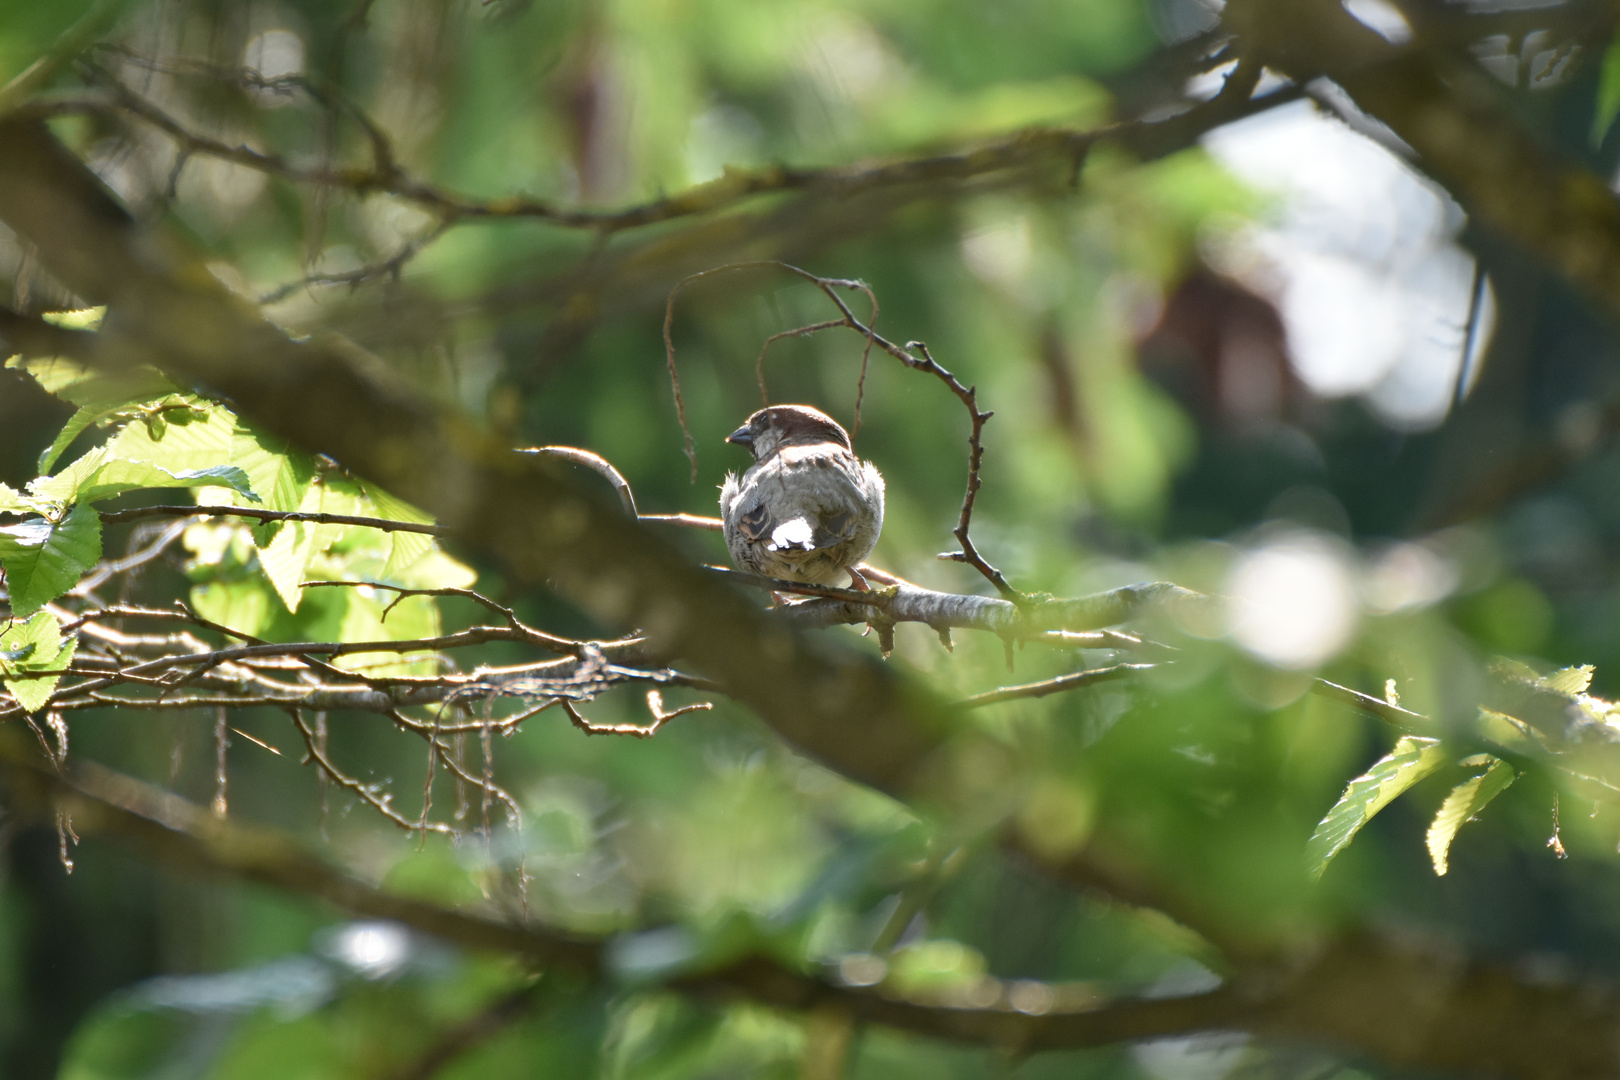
726,404 -> 851,462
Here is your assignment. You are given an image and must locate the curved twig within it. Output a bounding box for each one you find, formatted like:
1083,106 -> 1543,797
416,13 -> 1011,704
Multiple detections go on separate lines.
519,445 -> 638,517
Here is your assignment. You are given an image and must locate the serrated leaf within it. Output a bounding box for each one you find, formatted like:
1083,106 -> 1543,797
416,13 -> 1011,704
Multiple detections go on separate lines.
359,481 -> 436,580
0,643 -> 34,665
39,307 -> 106,332
0,483 -> 27,514
28,445 -> 111,507
38,404 -> 116,474
1426,757 -> 1516,877
1307,736 -> 1449,881
78,461 -> 259,504
0,610 -> 76,713
1542,665 -> 1594,697
1594,33 -> 1620,148
31,447 -> 258,506
257,481 -> 331,613
101,396 -> 237,469
228,425 -> 316,548
0,502 -> 102,617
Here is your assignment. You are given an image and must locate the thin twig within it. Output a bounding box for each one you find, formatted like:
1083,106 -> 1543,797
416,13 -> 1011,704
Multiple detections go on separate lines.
289,708 -> 455,836
960,663 -> 1157,708
302,579 -> 589,655
518,446 -> 638,517
258,219 -> 453,304
905,341 -> 1014,600
561,697 -> 692,738
703,565 -> 896,606
754,319 -> 847,405
213,707 -> 229,817
99,504 -> 448,536
68,520 -> 190,596
1454,256 -> 1489,409
386,708 -> 523,826
1310,678 -> 1427,729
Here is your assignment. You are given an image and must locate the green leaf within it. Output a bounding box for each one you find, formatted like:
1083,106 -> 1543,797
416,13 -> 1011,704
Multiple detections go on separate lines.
79,461 -> 260,504
30,448 -> 259,507
229,425 -> 316,548
0,501 -> 102,617
0,482 -> 27,514
0,610 -> 77,713
27,444 -> 111,507
7,352 -> 177,409
334,586 -> 442,677
256,481 -> 332,613
1306,736 -> 1449,881
190,578 -> 274,639
1426,757 -> 1516,876
359,480 -> 436,580
37,403 -> 115,474
100,397 -> 225,455
1541,665 -> 1594,697
1594,33 -> 1620,148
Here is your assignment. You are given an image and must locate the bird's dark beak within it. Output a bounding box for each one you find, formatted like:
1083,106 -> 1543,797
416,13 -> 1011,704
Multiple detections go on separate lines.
726,425 -> 753,448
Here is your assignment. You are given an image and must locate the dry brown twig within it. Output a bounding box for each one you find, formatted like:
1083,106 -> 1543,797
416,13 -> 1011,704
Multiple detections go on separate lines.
4,515 -> 1213,846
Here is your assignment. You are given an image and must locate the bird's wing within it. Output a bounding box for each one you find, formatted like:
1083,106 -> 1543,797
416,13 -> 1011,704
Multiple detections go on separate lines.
810,509 -> 854,547
735,500 -> 772,542
734,450 -> 870,552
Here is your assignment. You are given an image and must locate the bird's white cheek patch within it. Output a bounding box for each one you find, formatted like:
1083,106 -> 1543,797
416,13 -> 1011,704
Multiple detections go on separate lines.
768,517 -> 815,552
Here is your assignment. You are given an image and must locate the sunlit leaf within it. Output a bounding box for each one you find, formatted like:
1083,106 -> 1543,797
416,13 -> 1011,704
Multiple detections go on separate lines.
0,610 -> 77,713
30,436 -> 259,508
1306,736 -> 1449,880
886,938 -> 988,995
359,480 -> 436,580
257,481 -> 330,612
1541,665 -> 1594,697
191,578 -> 275,639
0,501 -> 102,617
1426,756 -> 1516,876
7,350 -> 176,412
37,403 -> 115,474
229,424 -> 317,548
393,548 -> 477,591
334,586 -> 441,677
77,460 -> 259,504
101,395 -> 238,475
27,444 -> 111,507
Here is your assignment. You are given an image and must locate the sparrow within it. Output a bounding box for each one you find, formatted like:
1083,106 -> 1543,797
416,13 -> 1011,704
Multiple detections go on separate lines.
720,404 -> 885,588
